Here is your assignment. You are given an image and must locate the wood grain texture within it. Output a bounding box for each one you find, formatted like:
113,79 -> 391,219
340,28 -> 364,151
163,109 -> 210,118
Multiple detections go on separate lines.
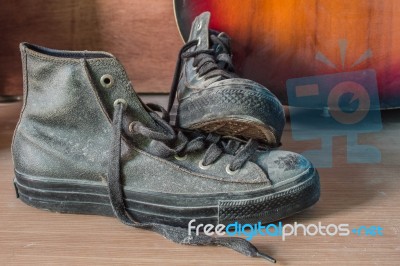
1,98 -> 399,265
174,0 -> 400,108
0,0 -> 183,96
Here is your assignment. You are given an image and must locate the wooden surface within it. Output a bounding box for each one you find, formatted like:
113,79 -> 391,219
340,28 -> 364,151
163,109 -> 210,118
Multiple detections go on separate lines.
1,97 -> 400,265
0,0 -> 182,96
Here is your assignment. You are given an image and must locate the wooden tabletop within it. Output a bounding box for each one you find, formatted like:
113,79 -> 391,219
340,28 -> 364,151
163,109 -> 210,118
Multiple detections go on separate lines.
1,98 -> 399,265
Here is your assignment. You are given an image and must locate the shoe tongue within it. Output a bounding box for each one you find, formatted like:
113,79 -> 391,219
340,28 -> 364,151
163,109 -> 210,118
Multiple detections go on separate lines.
188,11 -> 211,50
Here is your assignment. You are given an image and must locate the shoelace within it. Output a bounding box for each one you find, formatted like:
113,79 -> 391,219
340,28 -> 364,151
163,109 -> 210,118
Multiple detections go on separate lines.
128,103 -> 259,171
108,101 -> 276,263
168,31 -> 236,112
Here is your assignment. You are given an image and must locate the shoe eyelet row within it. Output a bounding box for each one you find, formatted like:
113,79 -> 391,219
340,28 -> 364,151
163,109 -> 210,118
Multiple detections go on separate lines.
197,160 -> 240,175
174,154 -> 187,161
225,164 -> 239,175
100,74 -> 114,88
101,75 -> 127,112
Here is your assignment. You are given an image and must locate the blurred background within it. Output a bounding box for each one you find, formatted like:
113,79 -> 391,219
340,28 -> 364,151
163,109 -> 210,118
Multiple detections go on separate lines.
0,0 -> 182,100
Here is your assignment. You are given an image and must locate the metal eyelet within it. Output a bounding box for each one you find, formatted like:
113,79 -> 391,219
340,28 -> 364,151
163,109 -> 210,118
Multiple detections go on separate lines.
197,21 -> 202,30
113,99 -> 127,110
128,122 -> 136,132
198,159 -> 211,170
226,164 -> 239,175
100,74 -> 114,88
174,154 -> 188,161
197,38 -> 201,46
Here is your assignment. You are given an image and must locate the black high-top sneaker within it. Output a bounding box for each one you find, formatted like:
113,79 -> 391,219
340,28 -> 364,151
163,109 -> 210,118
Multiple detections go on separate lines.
12,43 -> 320,263
168,11 -> 285,146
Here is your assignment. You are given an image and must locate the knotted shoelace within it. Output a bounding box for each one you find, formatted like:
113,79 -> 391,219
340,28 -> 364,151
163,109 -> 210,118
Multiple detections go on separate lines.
107,101 -> 276,263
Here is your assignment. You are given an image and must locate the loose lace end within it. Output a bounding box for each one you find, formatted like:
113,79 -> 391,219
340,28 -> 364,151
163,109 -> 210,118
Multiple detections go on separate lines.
109,102 -> 277,264
256,251 -> 276,263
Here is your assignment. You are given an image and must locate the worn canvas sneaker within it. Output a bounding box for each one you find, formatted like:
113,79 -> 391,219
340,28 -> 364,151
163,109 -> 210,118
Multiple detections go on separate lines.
12,43 -> 320,262
168,11 -> 285,146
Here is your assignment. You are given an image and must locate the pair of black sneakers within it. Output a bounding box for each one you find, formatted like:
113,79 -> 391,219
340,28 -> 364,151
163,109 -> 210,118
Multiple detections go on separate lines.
12,12 -> 319,263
